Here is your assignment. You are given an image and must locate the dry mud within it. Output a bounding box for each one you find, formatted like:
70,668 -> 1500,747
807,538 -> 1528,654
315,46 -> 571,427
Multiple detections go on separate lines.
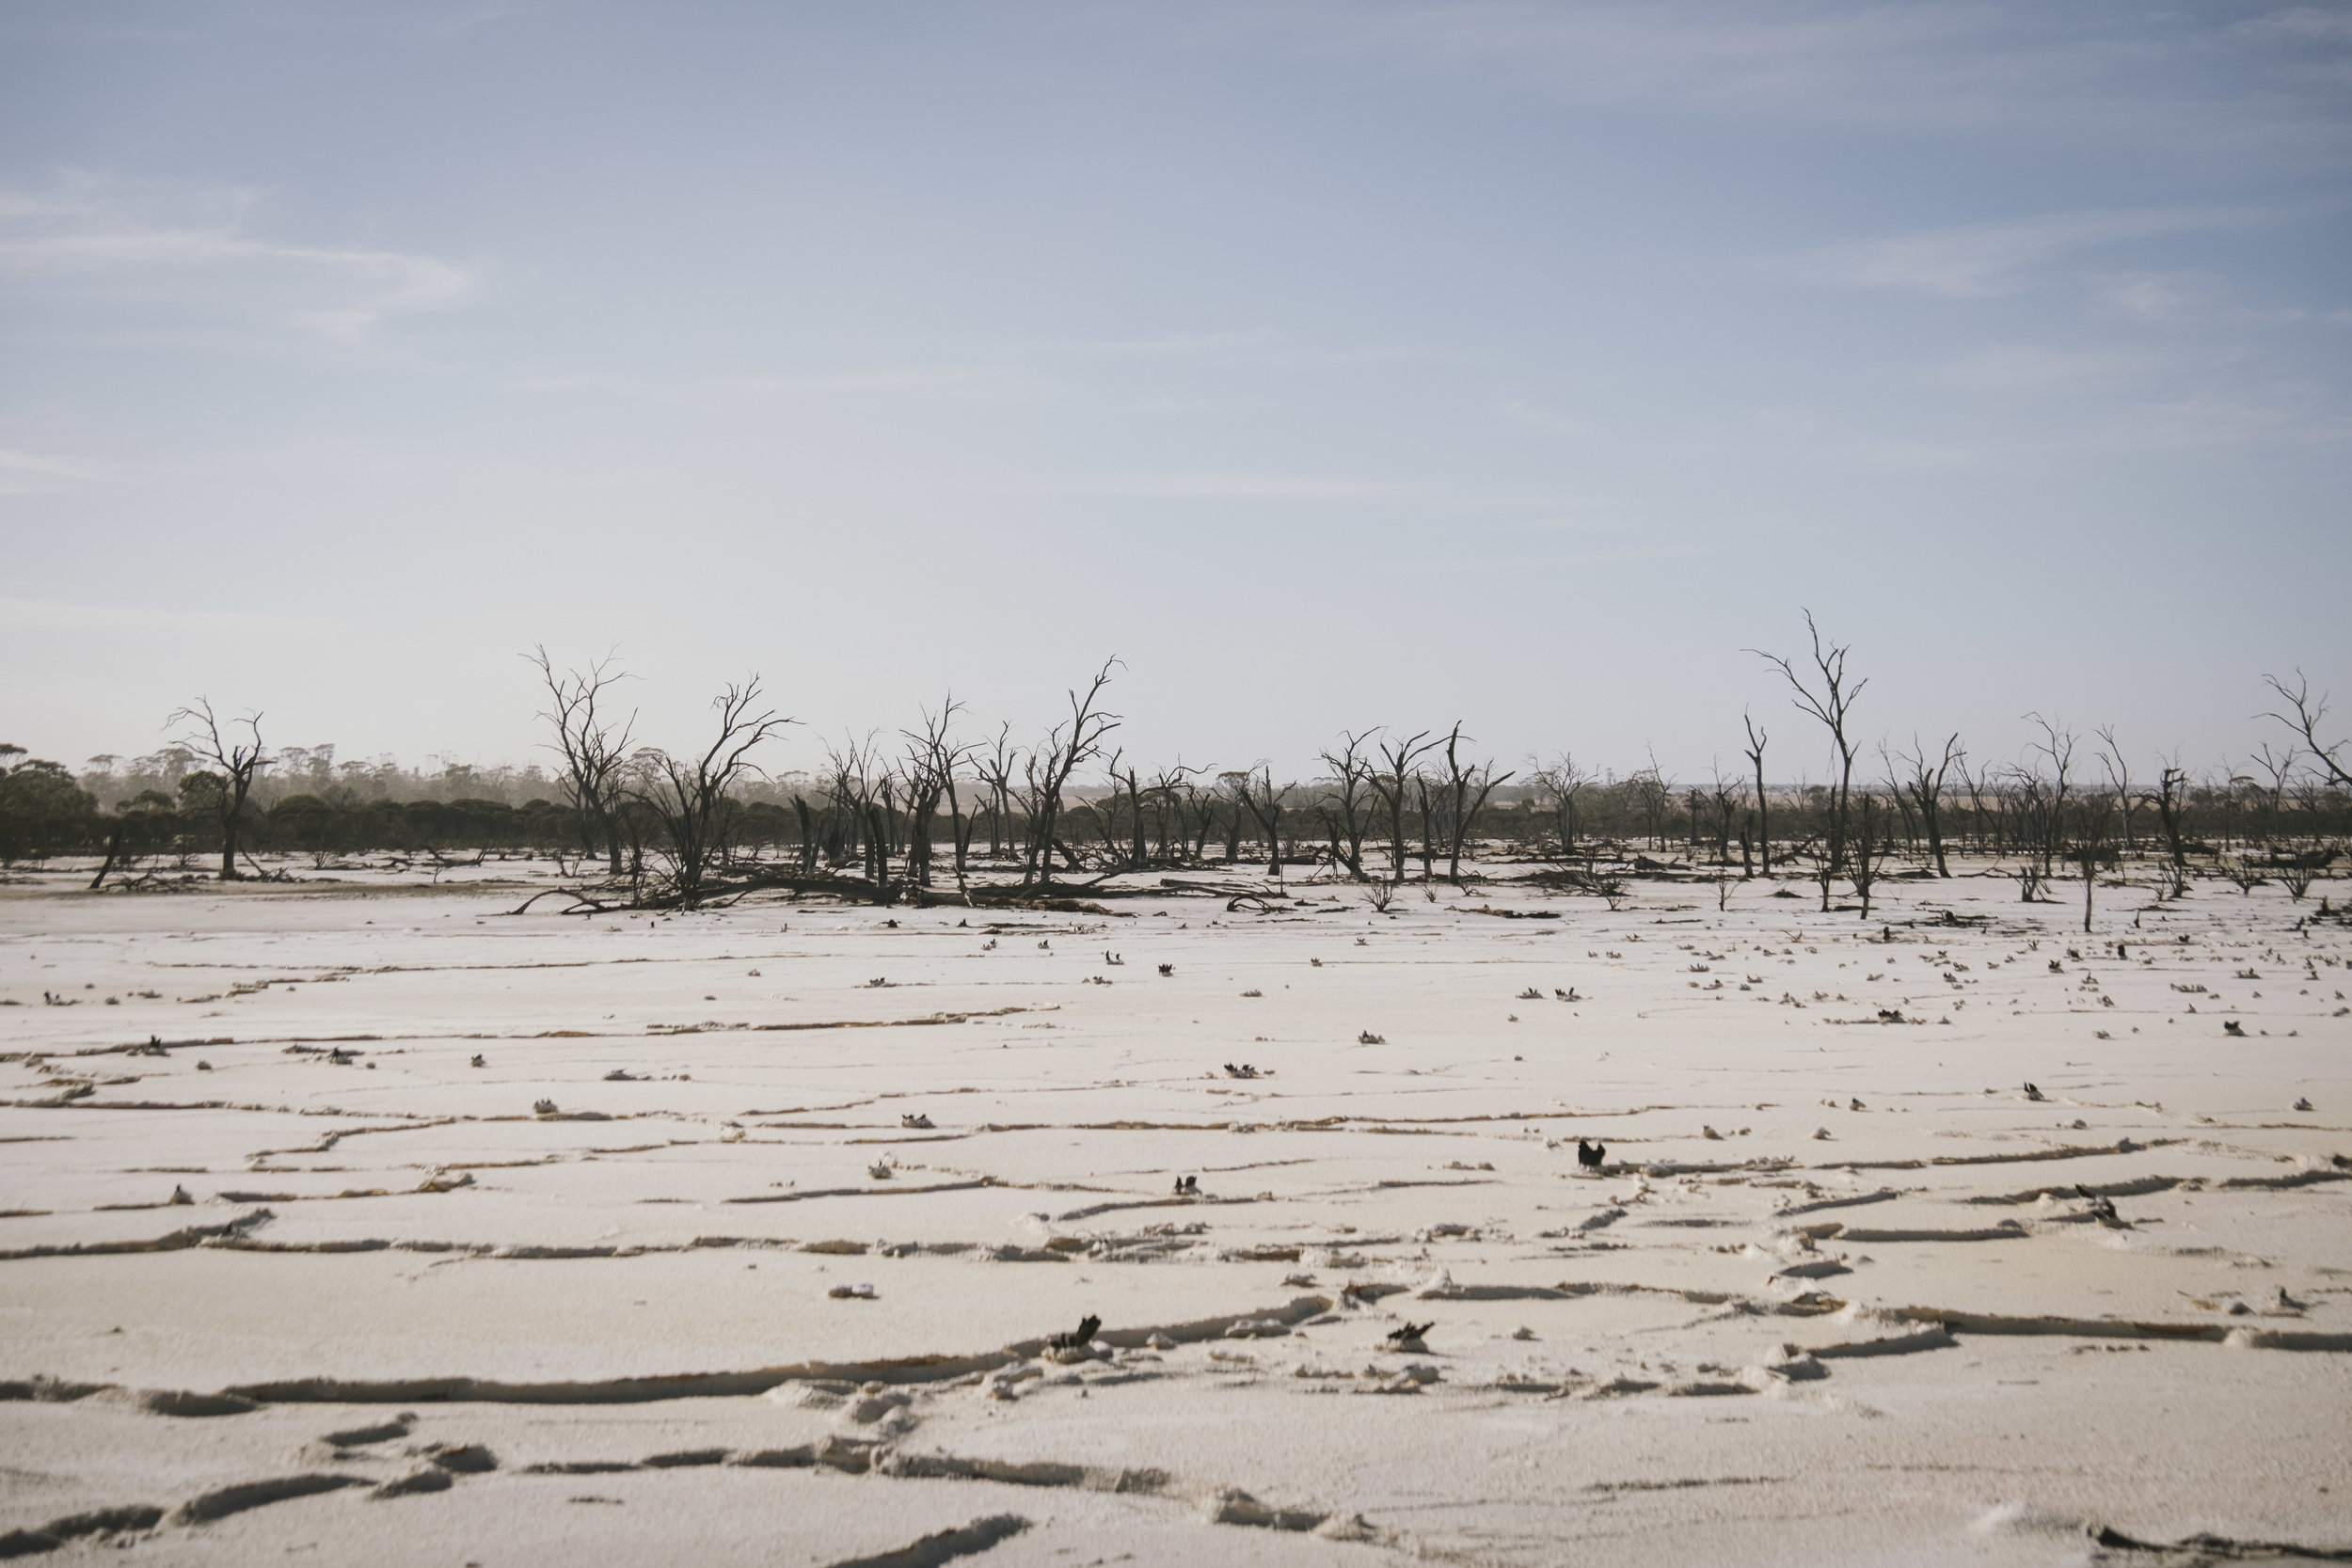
3,866 -> 2349,1565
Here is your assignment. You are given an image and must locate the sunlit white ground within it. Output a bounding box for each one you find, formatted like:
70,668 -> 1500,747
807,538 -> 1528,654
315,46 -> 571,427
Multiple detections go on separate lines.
4,860 -> 2348,1566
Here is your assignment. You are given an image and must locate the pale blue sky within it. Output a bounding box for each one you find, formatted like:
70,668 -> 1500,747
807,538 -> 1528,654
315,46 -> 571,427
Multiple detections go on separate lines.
3,1 -> 2347,785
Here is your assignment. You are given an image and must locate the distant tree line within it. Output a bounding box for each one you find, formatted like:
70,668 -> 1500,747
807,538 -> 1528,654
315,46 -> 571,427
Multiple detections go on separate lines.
5,624 -> 2347,921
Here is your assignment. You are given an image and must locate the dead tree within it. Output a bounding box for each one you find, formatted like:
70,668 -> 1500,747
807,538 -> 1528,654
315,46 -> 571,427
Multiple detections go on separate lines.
1851,792 -> 1883,919
824,735 -> 884,881
1413,773 -> 1441,880
1953,762 -> 1982,858
2249,742 -> 2298,847
791,794 -> 818,872
2008,765 -> 2054,884
2072,792 -> 2113,934
1171,769 -> 1218,861
1371,730 -> 1438,884
976,723 -> 1021,861
1098,750 -> 1150,871
1704,764 -> 1748,867
1741,713 -> 1770,875
1433,723 -> 1512,883
1020,659 -> 1120,889
1751,613 -> 1866,911
1532,753 -> 1594,858
1150,762 -> 1205,863
2026,714 -> 2077,879
1897,733 -> 1963,878
1314,731 -> 1378,879
168,700 -> 270,881
634,678 -> 795,908
526,645 -> 635,876
2094,725 -> 2137,855
2262,671 -> 2352,789
1077,780 -> 1124,862
901,695 -> 977,895
1229,765 -> 1292,879
1878,763 -> 1916,857
1629,752 -> 1674,851
2145,759 -> 2190,869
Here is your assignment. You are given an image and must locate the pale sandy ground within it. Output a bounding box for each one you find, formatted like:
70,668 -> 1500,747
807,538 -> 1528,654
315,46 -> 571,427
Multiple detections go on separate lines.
3,861 -> 2348,1566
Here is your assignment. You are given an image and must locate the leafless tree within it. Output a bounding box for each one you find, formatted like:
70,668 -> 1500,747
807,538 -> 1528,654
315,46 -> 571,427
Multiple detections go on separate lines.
1228,765 -> 1293,879
824,734 -> 884,880
1149,761 -> 1206,863
2071,790 -> 2113,934
1896,733 -> 1963,878
1413,772 -> 1441,880
1532,752 -> 1594,858
1433,723 -> 1512,883
2025,713 -> 2077,879
1103,751 -> 1151,871
1629,752 -> 1675,852
1020,659 -> 1120,888
1314,730 -> 1379,880
2093,725 -> 2137,855
2290,773 -> 2333,854
1181,768 -> 1222,861
975,723 -> 1021,861
1751,612 -> 1866,911
168,699 -> 270,880
1850,791 -> 1883,919
526,645 -> 635,876
900,694 -> 977,895
2145,758 -> 2190,869
1740,714 -> 1769,876
1960,758 -> 1996,858
2249,742 -> 2299,845
1704,763 -> 1749,869
633,678 -> 794,908
2262,671 -> 2352,789
1371,730 -> 1438,884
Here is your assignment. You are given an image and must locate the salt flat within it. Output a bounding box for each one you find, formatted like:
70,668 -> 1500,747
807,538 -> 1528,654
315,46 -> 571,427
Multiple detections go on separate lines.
4,867 -> 2348,1566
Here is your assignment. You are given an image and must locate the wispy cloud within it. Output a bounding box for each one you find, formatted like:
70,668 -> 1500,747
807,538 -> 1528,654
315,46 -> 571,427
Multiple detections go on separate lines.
0,448 -> 95,496
737,366 -> 1026,399
2091,269 -> 2230,324
2088,388 -> 2352,451
1022,329 -> 1274,357
2233,3 -> 2352,86
1019,470 -> 1583,510
1030,469 -> 1416,502
2237,5 -> 2352,42
0,178 -> 479,341
0,449 -> 88,478
1235,0 -> 2339,155
1337,0 -> 1990,122
1761,206 -> 2269,299
1376,541 -> 1694,577
1498,400 -> 1600,439
1936,342 -> 2162,391
2089,269 -> 2348,328
510,365 -> 1030,402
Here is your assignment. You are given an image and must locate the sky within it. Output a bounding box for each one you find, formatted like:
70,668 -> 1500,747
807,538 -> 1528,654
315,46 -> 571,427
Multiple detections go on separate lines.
3,0 -> 2348,789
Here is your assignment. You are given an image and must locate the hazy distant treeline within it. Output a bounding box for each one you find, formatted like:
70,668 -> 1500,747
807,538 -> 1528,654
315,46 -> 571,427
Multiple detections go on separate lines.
5,632 -> 2347,917
4,736 -> 2344,876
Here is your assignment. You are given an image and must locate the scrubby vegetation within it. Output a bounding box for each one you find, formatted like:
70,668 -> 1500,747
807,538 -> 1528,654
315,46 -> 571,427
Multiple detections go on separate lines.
6,628 -> 2347,916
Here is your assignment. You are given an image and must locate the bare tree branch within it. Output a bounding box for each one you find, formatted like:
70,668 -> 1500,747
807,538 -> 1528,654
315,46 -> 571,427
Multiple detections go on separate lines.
526,645 -> 637,877
2263,670 -> 2351,789
630,676 -> 796,908
167,699 -> 270,881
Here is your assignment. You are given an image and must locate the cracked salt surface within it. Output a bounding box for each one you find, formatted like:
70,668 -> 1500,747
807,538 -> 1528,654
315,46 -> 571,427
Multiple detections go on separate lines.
2,867 -> 2348,1564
